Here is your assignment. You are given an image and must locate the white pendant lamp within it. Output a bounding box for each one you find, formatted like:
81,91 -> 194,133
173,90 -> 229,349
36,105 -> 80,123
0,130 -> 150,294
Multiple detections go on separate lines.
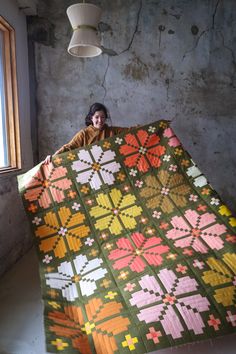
67,2 -> 102,58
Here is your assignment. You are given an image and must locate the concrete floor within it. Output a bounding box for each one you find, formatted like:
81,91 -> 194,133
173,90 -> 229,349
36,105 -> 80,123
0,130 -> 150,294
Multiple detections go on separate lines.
0,248 -> 235,354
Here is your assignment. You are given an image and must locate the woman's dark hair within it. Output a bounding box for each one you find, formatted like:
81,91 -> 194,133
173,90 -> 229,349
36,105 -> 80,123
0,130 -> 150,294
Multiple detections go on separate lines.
85,102 -> 111,126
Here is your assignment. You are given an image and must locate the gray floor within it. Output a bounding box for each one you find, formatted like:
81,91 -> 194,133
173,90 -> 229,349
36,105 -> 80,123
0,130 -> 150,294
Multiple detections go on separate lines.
0,248 -> 235,354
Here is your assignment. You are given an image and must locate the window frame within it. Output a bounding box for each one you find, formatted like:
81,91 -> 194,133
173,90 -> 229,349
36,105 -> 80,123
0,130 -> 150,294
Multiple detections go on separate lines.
0,15 -> 21,174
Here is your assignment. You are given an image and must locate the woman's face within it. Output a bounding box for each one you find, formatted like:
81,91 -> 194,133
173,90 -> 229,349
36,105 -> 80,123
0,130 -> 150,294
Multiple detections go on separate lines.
91,110 -> 106,130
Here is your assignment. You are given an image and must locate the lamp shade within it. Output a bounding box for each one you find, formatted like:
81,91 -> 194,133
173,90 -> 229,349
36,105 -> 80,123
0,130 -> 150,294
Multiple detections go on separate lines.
67,3 -> 102,58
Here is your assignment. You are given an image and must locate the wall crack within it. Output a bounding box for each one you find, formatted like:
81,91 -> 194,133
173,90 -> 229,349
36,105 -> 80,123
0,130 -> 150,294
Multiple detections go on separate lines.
182,0 -> 221,61
101,56 -> 110,102
119,0 -> 143,55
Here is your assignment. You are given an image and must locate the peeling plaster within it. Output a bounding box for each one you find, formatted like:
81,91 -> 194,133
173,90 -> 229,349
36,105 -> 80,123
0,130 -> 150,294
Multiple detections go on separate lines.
123,57 -> 149,81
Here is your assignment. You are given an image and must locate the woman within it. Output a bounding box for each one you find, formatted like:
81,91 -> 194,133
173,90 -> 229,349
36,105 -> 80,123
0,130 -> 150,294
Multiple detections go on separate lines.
44,102 -> 131,163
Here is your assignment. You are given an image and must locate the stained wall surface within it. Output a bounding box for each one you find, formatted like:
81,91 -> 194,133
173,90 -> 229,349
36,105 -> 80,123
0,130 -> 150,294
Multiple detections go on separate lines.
29,0 -> 236,214
0,0 -> 33,276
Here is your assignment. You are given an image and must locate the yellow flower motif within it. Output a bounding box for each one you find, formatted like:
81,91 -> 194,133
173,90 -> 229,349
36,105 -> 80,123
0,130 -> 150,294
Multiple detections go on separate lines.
122,334 -> 138,350
46,266 -> 54,272
218,205 -> 236,227
219,205 -> 232,216
105,291 -> 118,300
117,172 -> 126,181
53,156 -> 62,165
100,279 -> 111,288
89,249 -> 99,257
174,148 -> 183,156
82,321 -> 95,334
202,253 -> 236,306
81,185 -> 89,194
51,338 -> 69,351
67,153 -> 76,160
90,188 -> 142,235
103,141 -> 111,149
159,121 -> 168,129
167,253 -> 177,260
181,159 -> 190,167
47,289 -> 58,298
104,242 -> 113,250
229,217 -> 236,227
118,270 -> 129,280
48,301 -> 61,309
36,206 -> 90,258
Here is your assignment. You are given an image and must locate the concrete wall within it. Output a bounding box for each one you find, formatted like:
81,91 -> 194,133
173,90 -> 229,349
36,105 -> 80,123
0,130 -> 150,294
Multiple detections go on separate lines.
0,0 -> 33,276
30,0 -> 236,217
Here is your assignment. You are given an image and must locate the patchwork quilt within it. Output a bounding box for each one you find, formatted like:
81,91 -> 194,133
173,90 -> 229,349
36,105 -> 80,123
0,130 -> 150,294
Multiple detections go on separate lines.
18,120 -> 236,354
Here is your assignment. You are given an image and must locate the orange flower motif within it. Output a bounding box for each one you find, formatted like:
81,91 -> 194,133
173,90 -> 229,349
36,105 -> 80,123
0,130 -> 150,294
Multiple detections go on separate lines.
48,306 -> 91,354
48,299 -> 130,354
23,163 -> 72,209
119,130 -> 165,172
35,206 -> 90,258
201,188 -> 211,195
85,298 -> 130,353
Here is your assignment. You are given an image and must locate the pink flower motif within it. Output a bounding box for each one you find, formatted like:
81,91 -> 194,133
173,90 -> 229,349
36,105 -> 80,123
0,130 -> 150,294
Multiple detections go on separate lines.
43,254 -> 52,264
208,315 -> 221,330
24,163 -> 72,209
146,327 -> 162,344
124,283 -> 136,292
135,180 -> 143,188
189,194 -> 198,202
169,164 -> 177,172
108,233 -> 169,273
166,209 -> 226,254
176,264 -> 187,274
163,128 -> 181,147
130,269 -> 210,339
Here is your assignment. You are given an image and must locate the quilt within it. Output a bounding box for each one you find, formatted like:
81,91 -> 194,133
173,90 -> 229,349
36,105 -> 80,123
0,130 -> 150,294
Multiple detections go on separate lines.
18,120 -> 236,354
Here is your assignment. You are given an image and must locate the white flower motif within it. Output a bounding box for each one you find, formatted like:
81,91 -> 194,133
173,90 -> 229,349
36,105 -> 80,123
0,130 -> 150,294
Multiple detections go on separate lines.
169,164 -> 177,172
161,187 -> 170,195
139,147 -> 147,155
130,168 -> 138,177
115,137 -> 123,145
152,210 -> 162,219
85,237 -> 94,246
45,254 -> 107,300
135,180 -> 143,188
189,194 -> 198,202
32,216 -> 42,225
186,161 -> 207,187
43,254 -> 52,264
193,259 -> 204,269
148,126 -> 156,133
58,227 -> 67,236
72,202 -> 81,211
163,154 -> 171,162
226,311 -> 236,327
210,198 -> 220,205
72,145 -> 121,190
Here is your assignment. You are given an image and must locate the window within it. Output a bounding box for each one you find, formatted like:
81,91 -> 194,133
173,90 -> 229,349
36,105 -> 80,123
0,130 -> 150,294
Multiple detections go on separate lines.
0,16 -> 21,173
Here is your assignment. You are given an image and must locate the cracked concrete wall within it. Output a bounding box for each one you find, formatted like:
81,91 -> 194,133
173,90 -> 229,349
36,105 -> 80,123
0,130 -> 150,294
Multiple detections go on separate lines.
0,0 -> 33,276
29,0 -> 236,213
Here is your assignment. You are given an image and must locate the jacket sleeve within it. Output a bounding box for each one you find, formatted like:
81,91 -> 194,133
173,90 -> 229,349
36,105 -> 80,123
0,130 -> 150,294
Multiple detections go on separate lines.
54,130 -> 85,154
